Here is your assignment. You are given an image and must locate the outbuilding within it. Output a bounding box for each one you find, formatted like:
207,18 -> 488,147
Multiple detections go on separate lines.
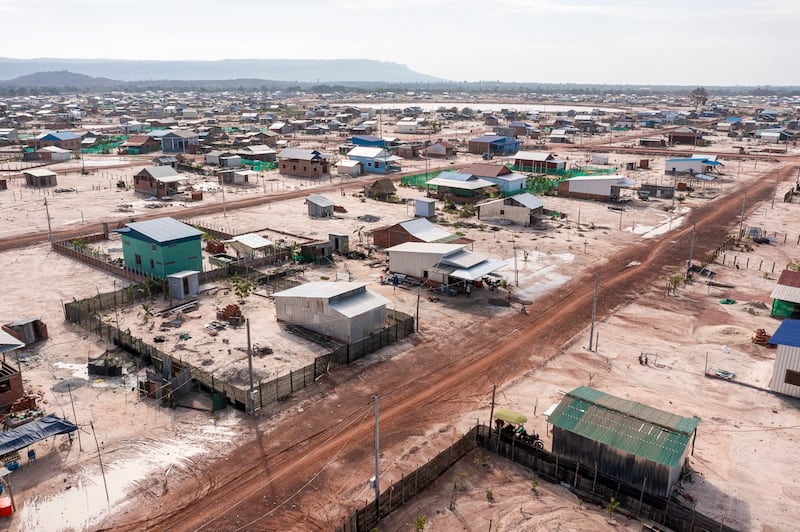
23,169 -> 57,188
468,135 -> 520,156
306,194 -> 335,218
273,282 -> 389,343
426,171 -> 497,203
477,193 -> 545,226
548,386 -> 700,497
134,166 -> 184,197
769,319 -> 800,398
557,175 -> 635,201
167,270 -> 200,300
386,242 -> 506,285
770,270 -> 800,319
372,217 -> 463,249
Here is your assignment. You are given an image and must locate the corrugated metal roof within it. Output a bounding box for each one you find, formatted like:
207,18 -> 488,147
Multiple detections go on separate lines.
548,386 -> 700,468
139,166 -> 180,179
347,146 -> 389,158
122,217 -> 203,243
771,270 -> 800,303
23,168 -> 57,178
427,176 -> 495,190
439,250 -> 487,269
470,135 -> 506,143
770,319 -> 800,347
0,329 -> 25,354
224,233 -> 273,250
386,242 -> 463,255
329,290 -> 389,318
433,171 -> 475,182
306,194 -> 334,207
434,257 -> 507,281
513,151 -> 553,162
511,193 -> 545,210
399,218 -> 454,242
278,148 -> 326,161
274,281 -> 365,299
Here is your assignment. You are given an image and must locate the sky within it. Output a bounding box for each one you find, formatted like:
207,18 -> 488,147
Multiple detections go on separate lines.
0,0 -> 798,86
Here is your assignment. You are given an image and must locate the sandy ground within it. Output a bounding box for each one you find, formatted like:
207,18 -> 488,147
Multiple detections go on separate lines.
0,118 -> 798,530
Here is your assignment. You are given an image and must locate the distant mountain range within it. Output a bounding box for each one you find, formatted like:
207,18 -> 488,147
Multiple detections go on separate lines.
0,58 -> 442,83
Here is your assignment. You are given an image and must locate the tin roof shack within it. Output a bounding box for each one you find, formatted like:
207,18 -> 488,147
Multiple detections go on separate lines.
668,127 -> 705,146
665,157 -> 721,175
3,318 -> 48,345
115,217 -> 203,278
386,242 -> 506,285
347,147 -> 402,174
23,169 -> 57,188
306,194 -> 335,218
477,193 -> 545,227
468,135 -> 520,156
0,330 -> 25,411
769,319 -> 800,397
372,217 -> 466,249
548,386 -> 700,497
512,151 -> 566,172
462,163 -> 527,194
640,183 -> 675,200
424,139 -> 455,159
639,137 -> 666,148
277,149 -> 330,178
770,270 -> 800,319
134,166 -> 184,198
274,282 -> 389,343
363,178 -> 397,201
426,171 -> 498,203
557,175 -> 636,202
167,270 -> 200,300
224,233 -> 274,259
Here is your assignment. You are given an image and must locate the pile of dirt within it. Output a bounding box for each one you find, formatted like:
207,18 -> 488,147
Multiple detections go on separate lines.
693,325 -> 753,345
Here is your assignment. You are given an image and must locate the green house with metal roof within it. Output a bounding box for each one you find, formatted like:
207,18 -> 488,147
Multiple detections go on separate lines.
547,386 -> 699,497
115,217 -> 203,278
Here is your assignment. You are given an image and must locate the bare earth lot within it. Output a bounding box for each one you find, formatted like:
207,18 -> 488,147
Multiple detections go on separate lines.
0,133 -> 798,531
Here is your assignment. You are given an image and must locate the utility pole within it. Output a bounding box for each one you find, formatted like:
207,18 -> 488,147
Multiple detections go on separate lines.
772,170 -> 780,209
90,421 -> 111,513
67,384 -> 83,452
488,384 -> 496,435
373,395 -> 380,518
739,192 -> 747,239
44,197 -> 53,243
246,319 -> 255,415
589,272 -> 599,351
688,223 -> 696,272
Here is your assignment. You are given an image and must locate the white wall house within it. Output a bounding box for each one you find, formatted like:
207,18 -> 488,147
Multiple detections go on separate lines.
273,282 -> 389,343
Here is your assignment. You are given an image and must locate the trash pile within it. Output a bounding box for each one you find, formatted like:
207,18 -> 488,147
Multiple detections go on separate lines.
216,304 -> 244,326
751,328 -> 776,348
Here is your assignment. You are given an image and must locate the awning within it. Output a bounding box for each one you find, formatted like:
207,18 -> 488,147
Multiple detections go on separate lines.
433,258 -> 508,281
0,329 -> 24,354
695,174 -> 716,181
493,407 -> 527,425
0,414 -> 77,456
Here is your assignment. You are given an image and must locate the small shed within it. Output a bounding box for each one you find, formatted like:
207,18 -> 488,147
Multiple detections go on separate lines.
337,159 -> 362,176
306,194 -> 335,218
167,271 -> 200,301
415,198 -> 436,218
770,270 -> 800,318
224,233 -> 274,259
300,240 -> 335,263
23,169 -> 57,188
640,184 -> 675,200
3,319 -> 48,345
329,233 -> 349,253
476,193 -> 545,226
364,178 -> 397,201
548,386 -> 700,497
590,154 -> 610,165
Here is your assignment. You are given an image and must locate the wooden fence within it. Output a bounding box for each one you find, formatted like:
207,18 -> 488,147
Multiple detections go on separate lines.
340,425 -> 738,532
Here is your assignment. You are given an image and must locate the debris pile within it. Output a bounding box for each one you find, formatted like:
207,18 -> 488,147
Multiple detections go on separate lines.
752,329 -> 776,348
205,240 -> 225,254
217,304 -> 244,326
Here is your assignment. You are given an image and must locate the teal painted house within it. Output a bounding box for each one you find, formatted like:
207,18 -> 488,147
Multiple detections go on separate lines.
115,217 -> 203,278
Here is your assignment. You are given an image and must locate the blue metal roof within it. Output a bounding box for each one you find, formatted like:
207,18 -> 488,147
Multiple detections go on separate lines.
770,319 -> 800,348
471,135 -> 507,143
433,171 -> 475,182
117,217 -> 203,244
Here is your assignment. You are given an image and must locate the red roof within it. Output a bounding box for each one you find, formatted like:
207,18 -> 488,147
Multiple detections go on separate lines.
461,163 -> 513,178
777,269 -> 800,288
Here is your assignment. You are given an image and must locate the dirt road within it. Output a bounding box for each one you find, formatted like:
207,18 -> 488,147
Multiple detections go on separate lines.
98,161 -> 794,531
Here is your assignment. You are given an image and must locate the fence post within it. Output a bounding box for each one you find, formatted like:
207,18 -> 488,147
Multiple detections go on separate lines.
637,477 -> 647,517
573,462 -> 580,489
592,462 -> 598,493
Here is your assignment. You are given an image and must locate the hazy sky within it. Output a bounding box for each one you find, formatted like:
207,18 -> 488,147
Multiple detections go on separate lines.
0,0 -> 797,85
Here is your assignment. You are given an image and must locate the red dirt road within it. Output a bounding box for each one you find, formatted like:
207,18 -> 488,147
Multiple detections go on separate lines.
100,162 -> 797,531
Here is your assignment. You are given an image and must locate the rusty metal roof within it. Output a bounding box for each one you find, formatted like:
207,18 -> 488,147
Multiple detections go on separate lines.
548,386 -> 700,468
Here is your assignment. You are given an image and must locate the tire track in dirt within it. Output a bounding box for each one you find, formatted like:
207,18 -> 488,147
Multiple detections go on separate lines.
104,162 -> 793,531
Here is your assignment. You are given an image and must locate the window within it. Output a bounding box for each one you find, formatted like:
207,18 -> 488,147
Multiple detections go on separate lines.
375,161 -> 381,169
151,243 -> 156,252
135,254 -> 142,266
499,209 -> 505,215
149,259 -> 155,269
785,369 -> 800,387
0,381 -> 10,393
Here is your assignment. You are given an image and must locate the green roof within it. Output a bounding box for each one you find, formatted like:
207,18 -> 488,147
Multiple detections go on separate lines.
548,386 -> 700,468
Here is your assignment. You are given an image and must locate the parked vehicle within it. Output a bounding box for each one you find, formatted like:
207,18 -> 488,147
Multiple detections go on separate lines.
493,407 -> 544,449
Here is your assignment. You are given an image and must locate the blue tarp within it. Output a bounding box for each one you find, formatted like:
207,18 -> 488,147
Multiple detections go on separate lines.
0,414 -> 77,456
